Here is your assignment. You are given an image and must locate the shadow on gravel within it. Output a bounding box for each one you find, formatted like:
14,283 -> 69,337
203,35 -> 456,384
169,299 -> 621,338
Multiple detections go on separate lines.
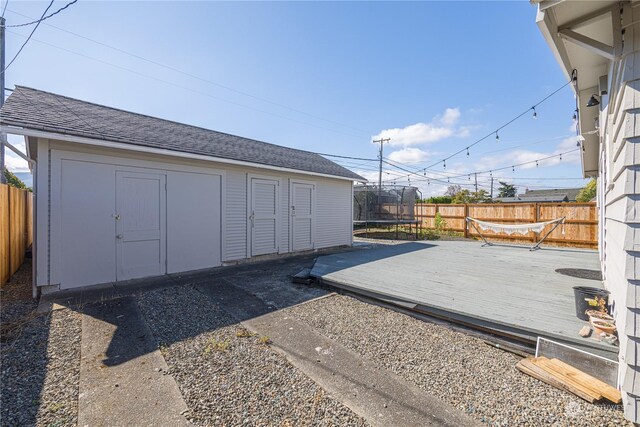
56,252 -> 342,367
0,260 -> 52,427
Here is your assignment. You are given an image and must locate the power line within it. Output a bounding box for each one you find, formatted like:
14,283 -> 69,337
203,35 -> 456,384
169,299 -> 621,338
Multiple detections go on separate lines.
5,7 -> 372,137
1,1 -> 8,19
384,149 -> 580,185
4,29 -> 369,140
386,71 -> 577,183
2,0 -> 76,28
1,0 -> 54,74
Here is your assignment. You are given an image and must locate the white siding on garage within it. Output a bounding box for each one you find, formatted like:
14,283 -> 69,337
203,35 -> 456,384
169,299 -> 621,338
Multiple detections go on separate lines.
315,179 -> 352,249
39,139 -> 356,290
225,170 -> 247,261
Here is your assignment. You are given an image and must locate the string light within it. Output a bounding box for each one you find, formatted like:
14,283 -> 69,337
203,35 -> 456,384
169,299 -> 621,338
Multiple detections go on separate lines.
532,106 -> 537,119
443,160 -> 446,169
447,177 -> 450,183
560,154 -> 562,161
380,148 -> 578,185
495,131 -> 500,142
466,147 -> 470,156
468,174 -> 471,180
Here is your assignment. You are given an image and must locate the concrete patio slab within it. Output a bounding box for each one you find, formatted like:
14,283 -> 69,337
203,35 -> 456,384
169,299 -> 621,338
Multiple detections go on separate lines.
78,297 -> 191,427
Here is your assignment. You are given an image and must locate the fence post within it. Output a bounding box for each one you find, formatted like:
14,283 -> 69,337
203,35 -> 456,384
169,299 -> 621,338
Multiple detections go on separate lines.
464,204 -> 469,238
533,203 -> 540,243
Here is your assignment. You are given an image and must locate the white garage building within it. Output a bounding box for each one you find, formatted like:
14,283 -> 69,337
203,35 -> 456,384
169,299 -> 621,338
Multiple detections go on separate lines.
0,86 -> 364,293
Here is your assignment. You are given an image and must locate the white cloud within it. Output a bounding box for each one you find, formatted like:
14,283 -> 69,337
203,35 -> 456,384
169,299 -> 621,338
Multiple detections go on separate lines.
4,135 -> 29,173
373,107 -> 466,147
387,148 -> 431,164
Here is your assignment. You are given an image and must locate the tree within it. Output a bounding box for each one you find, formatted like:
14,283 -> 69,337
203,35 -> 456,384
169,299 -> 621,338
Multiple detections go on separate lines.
452,188 -> 491,204
423,196 -> 452,204
3,168 -> 28,190
576,179 -> 597,202
444,185 -> 461,197
497,181 -> 516,198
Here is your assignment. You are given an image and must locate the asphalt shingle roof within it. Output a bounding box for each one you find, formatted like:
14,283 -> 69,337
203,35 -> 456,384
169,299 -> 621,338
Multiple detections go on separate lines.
0,86 -> 364,181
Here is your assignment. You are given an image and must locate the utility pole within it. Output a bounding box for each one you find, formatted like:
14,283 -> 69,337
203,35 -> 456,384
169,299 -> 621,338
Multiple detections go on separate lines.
474,173 -> 478,194
0,16 -> 6,184
373,137 -> 390,213
490,177 -> 494,199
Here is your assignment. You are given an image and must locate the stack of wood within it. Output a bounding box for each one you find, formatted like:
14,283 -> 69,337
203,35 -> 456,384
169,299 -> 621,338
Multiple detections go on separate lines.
516,356 -> 621,404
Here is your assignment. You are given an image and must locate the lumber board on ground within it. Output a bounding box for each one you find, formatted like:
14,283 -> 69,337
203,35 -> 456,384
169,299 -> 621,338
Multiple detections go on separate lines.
548,358 -> 621,404
516,358 -> 598,403
532,357 -> 602,401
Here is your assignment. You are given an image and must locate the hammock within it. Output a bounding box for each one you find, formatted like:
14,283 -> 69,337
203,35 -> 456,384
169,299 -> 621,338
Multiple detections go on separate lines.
466,217 -> 565,251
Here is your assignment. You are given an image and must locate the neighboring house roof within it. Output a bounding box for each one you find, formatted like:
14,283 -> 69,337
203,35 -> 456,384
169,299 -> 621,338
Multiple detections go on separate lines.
494,195 -> 569,203
523,188 -> 581,202
0,86 -> 365,181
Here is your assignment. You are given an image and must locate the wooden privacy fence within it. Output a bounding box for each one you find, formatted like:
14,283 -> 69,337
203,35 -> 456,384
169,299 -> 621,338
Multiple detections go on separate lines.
415,202 -> 597,247
1,184 -> 33,284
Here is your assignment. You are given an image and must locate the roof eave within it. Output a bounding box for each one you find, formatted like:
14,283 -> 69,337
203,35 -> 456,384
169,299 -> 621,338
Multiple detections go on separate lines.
535,4 -> 603,178
2,125 -> 368,183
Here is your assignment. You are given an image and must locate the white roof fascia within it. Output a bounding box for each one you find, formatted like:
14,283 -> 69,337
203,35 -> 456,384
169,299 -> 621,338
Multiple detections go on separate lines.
1,126 -> 367,183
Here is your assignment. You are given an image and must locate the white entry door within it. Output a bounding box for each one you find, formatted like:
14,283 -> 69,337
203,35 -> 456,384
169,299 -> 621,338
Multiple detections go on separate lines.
249,177 -> 279,256
116,171 -> 166,280
291,181 -> 315,251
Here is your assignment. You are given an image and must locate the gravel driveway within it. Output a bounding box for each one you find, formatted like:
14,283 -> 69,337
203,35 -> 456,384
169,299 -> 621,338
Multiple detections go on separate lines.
138,284 -> 368,426
287,294 -> 630,427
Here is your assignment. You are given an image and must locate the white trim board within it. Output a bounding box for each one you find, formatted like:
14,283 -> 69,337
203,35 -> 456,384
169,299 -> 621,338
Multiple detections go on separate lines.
1,126 -> 366,183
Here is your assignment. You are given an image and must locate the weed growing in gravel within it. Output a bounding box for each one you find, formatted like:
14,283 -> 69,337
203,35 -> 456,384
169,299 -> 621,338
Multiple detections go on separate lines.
235,328 -> 256,338
203,338 -> 231,354
47,402 -> 65,413
159,343 -> 169,356
258,336 -> 272,345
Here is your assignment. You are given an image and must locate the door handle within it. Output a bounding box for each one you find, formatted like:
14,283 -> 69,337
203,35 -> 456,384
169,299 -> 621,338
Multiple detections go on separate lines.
249,212 -> 255,227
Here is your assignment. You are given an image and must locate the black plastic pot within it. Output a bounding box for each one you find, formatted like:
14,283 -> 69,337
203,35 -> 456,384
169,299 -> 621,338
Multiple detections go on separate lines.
572,286 -> 610,321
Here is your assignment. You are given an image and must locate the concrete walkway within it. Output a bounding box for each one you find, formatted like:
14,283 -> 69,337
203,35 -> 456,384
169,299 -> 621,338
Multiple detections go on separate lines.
78,297 -> 191,427
197,279 -> 480,427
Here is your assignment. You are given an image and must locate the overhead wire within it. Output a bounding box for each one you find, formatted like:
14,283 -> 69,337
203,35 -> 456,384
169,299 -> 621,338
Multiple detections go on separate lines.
1,0 -> 54,74
4,7 -> 371,136
2,0 -> 77,28
4,29 -> 369,139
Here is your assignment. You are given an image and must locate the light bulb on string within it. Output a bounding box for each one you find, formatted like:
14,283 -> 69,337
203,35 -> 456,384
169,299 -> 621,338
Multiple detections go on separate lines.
560,154 -> 562,161
495,131 -> 499,142
536,160 -> 539,167
468,174 -> 471,181
512,165 -> 515,172
466,147 -> 469,157
532,107 -> 537,119
427,179 -> 430,185
447,177 -> 450,183
443,160 -> 446,169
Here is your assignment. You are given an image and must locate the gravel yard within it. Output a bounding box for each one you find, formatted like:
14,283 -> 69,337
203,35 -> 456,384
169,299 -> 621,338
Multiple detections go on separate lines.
138,284 -> 368,426
287,294 -> 630,427
1,261 -> 81,427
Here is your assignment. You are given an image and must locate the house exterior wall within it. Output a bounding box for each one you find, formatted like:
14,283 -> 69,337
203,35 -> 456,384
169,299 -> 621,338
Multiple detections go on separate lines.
599,3 -> 640,420
35,138 -> 354,290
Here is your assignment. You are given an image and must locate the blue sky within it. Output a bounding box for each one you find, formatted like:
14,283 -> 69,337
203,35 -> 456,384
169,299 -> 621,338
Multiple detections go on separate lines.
2,1 -> 588,195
